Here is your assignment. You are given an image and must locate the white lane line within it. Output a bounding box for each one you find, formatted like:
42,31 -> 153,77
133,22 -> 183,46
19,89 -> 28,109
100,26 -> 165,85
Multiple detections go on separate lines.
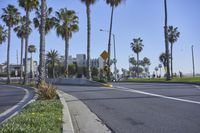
0,85 -> 29,118
113,86 -> 200,105
194,85 -> 200,90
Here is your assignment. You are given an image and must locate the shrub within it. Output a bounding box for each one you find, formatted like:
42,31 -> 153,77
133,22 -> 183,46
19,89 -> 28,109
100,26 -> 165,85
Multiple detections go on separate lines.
38,82 -> 58,100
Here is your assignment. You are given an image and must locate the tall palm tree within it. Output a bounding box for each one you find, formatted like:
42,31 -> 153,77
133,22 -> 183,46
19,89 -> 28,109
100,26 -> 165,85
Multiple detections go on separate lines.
18,0 -> 39,84
33,6 -> 55,35
0,25 -> 7,45
80,0 -> 97,80
28,44 -> 36,78
1,5 -> 20,84
46,50 -> 59,78
54,8 -> 79,77
130,37 -> 144,78
14,16 -> 32,81
168,25 -> 180,78
105,0 -> 125,81
164,0 -> 170,80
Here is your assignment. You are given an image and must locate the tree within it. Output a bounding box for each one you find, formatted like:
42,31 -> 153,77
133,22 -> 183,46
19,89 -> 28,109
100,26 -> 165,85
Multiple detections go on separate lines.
33,6 -> 55,35
91,67 -> 99,79
164,0 -> 170,80
28,44 -> 36,78
14,16 -> 32,81
1,5 -> 20,84
143,57 -> 151,75
155,67 -> 158,77
158,64 -> 162,77
105,0 -> 125,81
18,0 -> 39,84
68,64 -> 77,77
168,25 -> 180,78
130,37 -> 144,78
0,25 -> 7,44
159,52 -> 167,69
54,8 -> 79,77
80,0 -> 97,80
46,50 -> 59,78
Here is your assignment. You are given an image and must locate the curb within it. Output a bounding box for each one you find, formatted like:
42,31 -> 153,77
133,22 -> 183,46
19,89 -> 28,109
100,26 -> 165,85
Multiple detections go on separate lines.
0,85 -> 36,124
57,90 -> 74,133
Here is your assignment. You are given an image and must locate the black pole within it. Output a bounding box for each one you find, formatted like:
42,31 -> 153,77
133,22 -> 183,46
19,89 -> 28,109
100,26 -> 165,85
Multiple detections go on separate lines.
191,45 -> 195,77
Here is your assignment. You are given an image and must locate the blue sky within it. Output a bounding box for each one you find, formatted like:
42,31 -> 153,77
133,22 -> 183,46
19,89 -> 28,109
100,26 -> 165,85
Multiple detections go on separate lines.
0,0 -> 200,74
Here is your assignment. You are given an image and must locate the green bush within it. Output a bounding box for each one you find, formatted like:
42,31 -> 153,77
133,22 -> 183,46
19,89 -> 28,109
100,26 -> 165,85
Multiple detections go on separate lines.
38,82 -> 58,100
0,100 -> 62,133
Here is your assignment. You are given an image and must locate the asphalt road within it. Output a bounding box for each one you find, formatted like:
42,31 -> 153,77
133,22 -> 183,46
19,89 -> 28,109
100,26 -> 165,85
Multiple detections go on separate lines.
0,84 -> 35,123
58,82 -> 200,133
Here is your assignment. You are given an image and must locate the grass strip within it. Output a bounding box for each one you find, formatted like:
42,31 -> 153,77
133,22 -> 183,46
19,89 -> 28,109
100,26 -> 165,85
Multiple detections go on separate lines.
0,99 -> 63,133
123,77 -> 200,83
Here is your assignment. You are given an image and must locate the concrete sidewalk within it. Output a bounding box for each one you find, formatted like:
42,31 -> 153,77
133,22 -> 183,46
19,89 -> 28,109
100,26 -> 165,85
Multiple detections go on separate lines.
58,90 -> 111,133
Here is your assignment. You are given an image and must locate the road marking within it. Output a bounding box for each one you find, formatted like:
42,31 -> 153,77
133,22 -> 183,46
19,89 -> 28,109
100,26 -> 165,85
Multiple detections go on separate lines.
112,86 -> 200,105
194,85 -> 200,90
0,85 -> 30,122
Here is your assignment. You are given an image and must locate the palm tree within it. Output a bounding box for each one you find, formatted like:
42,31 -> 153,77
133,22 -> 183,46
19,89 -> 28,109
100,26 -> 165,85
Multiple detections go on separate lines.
46,50 -> 59,78
0,25 -> 7,45
33,6 -> 55,35
130,37 -> 144,78
28,44 -> 36,78
80,0 -> 97,80
105,0 -> 125,81
18,0 -> 39,84
164,0 -> 170,80
168,25 -> 180,78
158,64 -> 162,77
54,8 -> 79,77
14,16 -> 32,81
1,5 -> 20,84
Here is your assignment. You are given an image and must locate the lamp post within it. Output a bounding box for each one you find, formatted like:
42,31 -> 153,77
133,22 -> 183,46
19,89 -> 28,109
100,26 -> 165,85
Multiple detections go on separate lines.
100,29 -> 117,81
191,45 -> 195,77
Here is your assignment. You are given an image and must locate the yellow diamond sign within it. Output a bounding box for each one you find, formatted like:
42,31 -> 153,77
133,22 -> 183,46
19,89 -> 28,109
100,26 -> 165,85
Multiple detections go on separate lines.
100,50 -> 108,61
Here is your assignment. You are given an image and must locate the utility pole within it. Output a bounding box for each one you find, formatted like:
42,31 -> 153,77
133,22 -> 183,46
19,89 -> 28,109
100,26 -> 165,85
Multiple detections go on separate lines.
191,45 -> 195,77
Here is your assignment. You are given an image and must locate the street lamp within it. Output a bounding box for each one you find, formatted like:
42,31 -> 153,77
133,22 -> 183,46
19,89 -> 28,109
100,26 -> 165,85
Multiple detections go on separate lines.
191,45 -> 195,77
100,29 -> 117,81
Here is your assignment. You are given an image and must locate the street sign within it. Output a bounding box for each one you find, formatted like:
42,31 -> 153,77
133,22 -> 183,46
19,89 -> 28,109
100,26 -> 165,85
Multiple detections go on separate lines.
100,50 -> 108,61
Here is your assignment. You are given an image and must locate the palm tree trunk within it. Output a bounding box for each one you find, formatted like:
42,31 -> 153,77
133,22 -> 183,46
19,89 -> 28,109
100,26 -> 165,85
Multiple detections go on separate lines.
30,53 -> 32,79
164,0 -> 170,80
107,6 -> 114,81
20,38 -> 24,82
52,62 -> 55,79
38,0 -> 46,85
24,10 -> 29,84
170,43 -> 173,78
137,53 -> 139,78
7,26 -> 11,84
64,36 -> 69,77
86,3 -> 91,80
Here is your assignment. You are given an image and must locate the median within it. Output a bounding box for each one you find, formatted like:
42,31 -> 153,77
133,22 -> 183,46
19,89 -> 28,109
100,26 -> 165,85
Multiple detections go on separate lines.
0,82 -> 63,133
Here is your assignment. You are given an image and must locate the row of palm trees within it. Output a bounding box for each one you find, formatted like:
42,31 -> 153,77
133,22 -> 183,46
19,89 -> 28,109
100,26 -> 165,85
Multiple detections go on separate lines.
0,0 -> 125,84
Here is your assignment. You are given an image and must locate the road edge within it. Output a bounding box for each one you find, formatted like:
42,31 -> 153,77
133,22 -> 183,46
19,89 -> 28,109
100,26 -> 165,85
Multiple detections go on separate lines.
0,85 -> 36,124
57,90 -> 75,133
